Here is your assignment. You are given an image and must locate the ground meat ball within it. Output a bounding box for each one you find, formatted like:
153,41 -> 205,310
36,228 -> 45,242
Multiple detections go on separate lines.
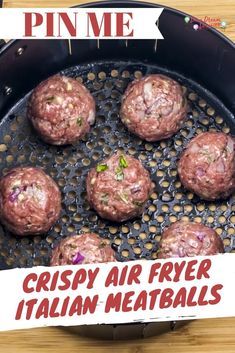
50,233 -> 116,266
178,132 -> 235,200
86,153 -> 153,222
0,167 -> 61,236
158,221 -> 224,259
27,75 -> 96,145
120,74 -> 187,141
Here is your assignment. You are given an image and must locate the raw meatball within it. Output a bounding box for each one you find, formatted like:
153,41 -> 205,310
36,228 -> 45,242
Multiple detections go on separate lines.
86,152 -> 153,222
50,233 -> 116,266
0,167 -> 61,236
158,221 -> 224,259
120,74 -> 187,141
27,75 -> 95,145
178,132 -> 235,200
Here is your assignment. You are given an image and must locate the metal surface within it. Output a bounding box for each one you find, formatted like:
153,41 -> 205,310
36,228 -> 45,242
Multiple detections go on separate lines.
0,61 -> 234,270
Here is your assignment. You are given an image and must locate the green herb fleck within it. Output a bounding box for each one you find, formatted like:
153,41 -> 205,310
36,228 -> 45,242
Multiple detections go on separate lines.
224,143 -> 233,157
207,156 -> 215,163
35,184 -> 42,191
99,241 -> 108,249
100,193 -> 109,205
69,244 -> 78,249
115,167 -> 124,181
77,117 -> 83,126
96,164 -> 108,173
114,155 -> 128,181
118,192 -> 129,204
119,155 -> 128,168
45,96 -> 55,104
133,200 -> 144,208
201,149 -> 215,163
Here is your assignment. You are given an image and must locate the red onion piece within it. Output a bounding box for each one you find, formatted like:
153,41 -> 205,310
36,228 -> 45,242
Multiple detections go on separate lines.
227,137 -> 234,153
216,160 -> 225,173
131,185 -> 142,194
178,247 -> 185,257
196,167 -> 205,177
9,188 -> 21,202
72,252 -> 85,265
8,184 -> 33,202
196,233 -> 205,241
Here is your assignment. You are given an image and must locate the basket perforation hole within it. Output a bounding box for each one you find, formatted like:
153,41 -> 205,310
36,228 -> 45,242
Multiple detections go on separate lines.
121,250 -> 129,258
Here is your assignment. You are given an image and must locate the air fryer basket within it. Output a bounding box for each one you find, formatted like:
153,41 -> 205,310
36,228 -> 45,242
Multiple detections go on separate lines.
0,0 -> 234,340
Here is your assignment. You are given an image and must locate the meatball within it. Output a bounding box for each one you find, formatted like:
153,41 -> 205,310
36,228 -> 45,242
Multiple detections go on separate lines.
50,233 -> 116,266
27,75 -> 95,145
0,167 -> 61,236
178,132 -> 235,200
86,152 -> 153,222
120,74 -> 187,141
158,221 -> 224,259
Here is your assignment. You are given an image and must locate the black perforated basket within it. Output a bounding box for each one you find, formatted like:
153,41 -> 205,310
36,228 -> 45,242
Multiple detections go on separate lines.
0,0 -> 234,339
